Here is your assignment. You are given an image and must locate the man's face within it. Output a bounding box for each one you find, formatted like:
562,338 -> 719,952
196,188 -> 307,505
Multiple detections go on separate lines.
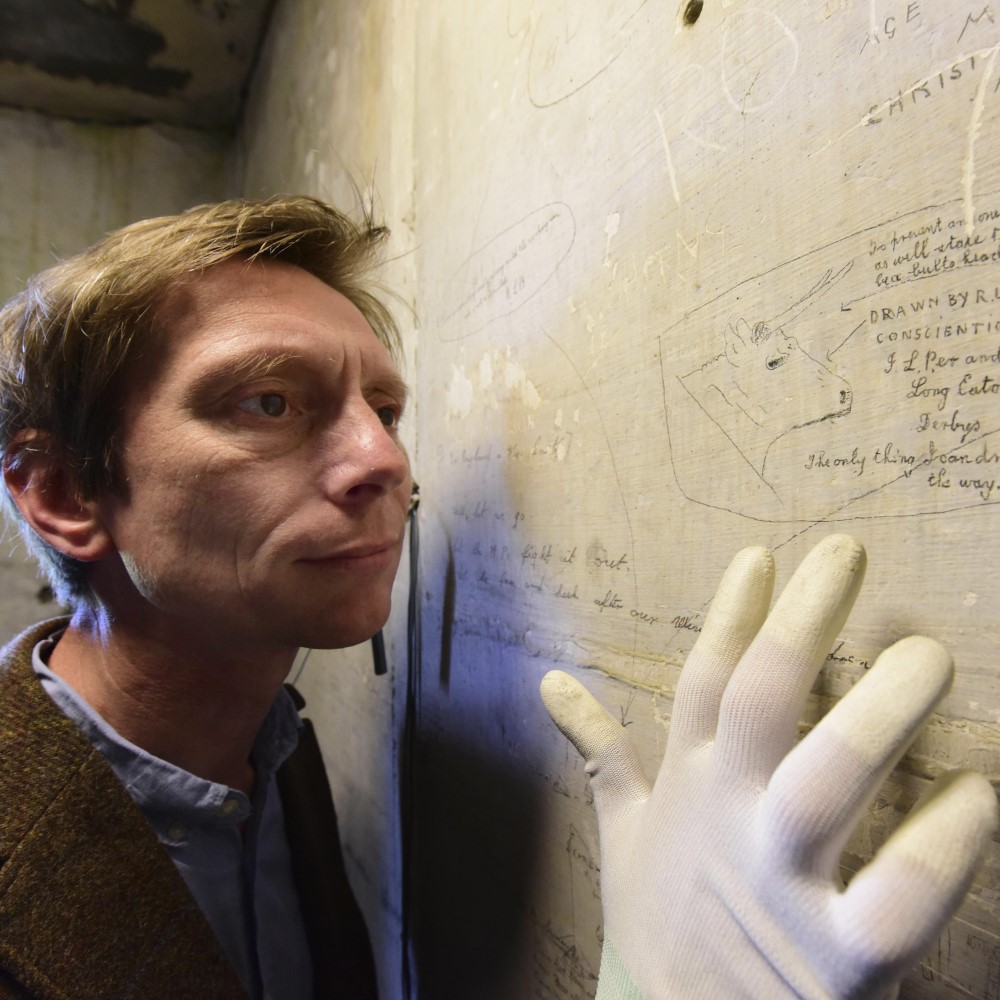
95,257 -> 411,655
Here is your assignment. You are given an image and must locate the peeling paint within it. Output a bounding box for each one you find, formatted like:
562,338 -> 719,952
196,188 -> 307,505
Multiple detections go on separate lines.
497,352 -> 541,409
478,352 -> 493,389
0,0 -> 191,96
445,364 -> 474,420
446,348 -> 543,417
651,692 -> 672,731
603,211 -> 621,266
0,0 -> 273,127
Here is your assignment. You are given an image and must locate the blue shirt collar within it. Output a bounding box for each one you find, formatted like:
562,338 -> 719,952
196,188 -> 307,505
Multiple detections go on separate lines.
31,633 -> 302,830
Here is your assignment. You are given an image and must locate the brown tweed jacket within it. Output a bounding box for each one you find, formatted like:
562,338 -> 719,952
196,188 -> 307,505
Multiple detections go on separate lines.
0,620 -> 378,1000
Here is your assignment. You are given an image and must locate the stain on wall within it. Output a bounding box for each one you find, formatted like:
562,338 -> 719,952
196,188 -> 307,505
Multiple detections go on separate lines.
0,0 -> 190,96
0,106 -> 232,638
0,0 -> 274,128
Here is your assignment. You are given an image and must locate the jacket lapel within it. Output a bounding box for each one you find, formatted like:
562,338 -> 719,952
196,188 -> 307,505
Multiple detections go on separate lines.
277,697 -> 379,1000
0,621 -> 247,1000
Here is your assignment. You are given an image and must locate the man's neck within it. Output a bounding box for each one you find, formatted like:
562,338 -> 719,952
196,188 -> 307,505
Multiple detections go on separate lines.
47,607 -> 297,795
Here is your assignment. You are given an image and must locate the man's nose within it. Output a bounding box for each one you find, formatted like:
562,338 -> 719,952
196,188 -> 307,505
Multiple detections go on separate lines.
322,400 -> 411,501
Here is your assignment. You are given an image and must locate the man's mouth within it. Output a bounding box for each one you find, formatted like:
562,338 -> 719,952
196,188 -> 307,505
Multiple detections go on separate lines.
298,537 -> 402,570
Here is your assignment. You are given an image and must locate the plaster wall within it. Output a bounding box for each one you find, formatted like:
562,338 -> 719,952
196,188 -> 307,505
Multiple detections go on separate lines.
239,3 -> 1000,998
0,107 -> 231,640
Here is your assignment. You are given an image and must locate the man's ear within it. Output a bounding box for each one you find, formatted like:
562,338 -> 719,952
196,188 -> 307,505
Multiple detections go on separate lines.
3,431 -> 114,561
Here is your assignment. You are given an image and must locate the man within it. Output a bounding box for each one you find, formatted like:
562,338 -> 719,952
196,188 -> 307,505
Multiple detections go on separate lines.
0,196 -> 994,1000
0,197 -> 403,999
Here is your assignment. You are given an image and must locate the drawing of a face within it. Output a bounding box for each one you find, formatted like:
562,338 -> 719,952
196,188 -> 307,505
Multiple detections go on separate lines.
680,318 -> 853,477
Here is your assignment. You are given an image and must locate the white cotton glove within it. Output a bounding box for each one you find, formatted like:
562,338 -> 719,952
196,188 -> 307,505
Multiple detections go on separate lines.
541,534 -> 998,1000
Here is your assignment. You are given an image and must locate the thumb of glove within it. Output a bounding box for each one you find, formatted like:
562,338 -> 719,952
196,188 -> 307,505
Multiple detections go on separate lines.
541,670 -> 652,822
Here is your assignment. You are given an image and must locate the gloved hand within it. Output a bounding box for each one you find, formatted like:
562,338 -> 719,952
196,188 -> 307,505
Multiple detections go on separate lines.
541,534 -> 997,1000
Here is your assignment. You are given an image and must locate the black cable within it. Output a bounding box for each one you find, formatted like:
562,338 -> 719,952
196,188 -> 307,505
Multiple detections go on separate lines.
290,647 -> 312,686
365,483 -> 420,997
400,482 -> 420,1000
371,630 -> 387,676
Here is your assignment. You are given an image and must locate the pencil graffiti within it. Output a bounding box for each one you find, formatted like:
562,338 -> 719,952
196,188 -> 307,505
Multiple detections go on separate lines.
660,196 -> 1000,523
437,203 -> 576,342
679,319 -> 853,480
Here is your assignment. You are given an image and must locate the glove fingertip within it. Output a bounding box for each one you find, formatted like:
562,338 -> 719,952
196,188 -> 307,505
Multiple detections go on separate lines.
833,769 -> 997,989
709,545 -> 774,617
540,669 -> 621,759
891,770 -> 997,871
540,670 -> 652,800
540,669 -> 585,722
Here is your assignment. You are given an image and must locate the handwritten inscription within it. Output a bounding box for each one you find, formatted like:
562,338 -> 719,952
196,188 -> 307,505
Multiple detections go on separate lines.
530,912 -> 599,1000
439,203 -> 576,341
803,438 -> 1000,500
868,213 -> 1000,289
826,641 -> 870,671
443,435 -> 574,466
446,498 -> 670,631
672,615 -> 702,633
823,211 -> 1000,506
662,193 -> 1000,520
566,824 -> 601,902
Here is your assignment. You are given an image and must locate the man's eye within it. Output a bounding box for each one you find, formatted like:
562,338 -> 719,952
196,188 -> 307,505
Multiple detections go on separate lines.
238,393 -> 288,418
376,405 -> 399,428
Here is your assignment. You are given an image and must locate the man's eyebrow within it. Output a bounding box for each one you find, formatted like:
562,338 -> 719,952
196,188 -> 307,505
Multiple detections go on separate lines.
186,350 -> 305,398
373,370 -> 411,405
186,350 -> 410,403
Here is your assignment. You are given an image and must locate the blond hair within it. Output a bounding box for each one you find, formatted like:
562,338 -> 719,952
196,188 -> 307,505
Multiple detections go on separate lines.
0,194 -> 399,607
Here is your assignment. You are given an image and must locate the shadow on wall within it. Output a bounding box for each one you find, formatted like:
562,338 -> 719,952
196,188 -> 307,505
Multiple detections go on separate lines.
0,539 -> 67,642
410,726 -> 546,1000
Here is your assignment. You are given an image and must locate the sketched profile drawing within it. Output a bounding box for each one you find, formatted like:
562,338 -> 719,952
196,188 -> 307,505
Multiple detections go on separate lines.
679,319 -> 853,482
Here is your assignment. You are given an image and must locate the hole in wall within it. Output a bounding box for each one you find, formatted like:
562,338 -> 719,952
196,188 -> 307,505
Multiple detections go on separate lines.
682,0 -> 704,26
